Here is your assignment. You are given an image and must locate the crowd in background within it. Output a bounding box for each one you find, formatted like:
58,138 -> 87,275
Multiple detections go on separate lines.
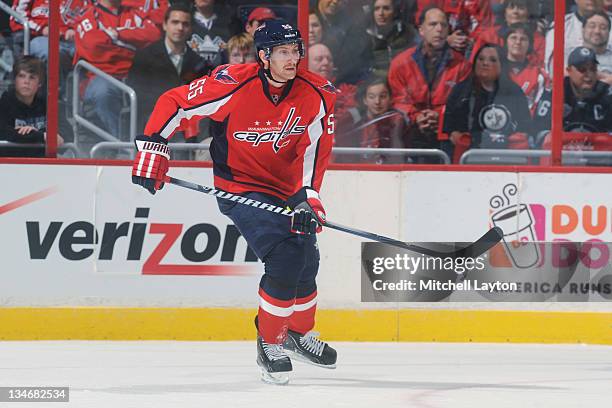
0,0 -> 611,164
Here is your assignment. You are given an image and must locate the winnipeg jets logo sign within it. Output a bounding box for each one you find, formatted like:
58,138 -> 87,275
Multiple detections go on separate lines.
480,104 -> 511,132
233,107 -> 306,153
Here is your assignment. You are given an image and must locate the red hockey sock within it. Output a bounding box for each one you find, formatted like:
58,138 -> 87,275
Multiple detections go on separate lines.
257,288 -> 294,344
289,291 -> 317,334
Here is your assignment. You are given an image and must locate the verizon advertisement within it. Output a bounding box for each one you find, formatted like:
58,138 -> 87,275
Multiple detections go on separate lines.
0,165 -> 262,307
2,164 -> 612,311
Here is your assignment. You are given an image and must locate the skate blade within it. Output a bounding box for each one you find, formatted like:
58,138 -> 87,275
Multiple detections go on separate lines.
285,350 -> 336,369
260,368 -> 290,385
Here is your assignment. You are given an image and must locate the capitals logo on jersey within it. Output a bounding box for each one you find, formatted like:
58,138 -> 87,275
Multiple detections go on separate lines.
233,107 -> 306,153
214,66 -> 238,85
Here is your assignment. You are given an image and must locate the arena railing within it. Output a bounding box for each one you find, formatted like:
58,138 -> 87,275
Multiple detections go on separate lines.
460,149 -> 612,166
89,141 -> 451,163
72,60 -> 138,149
0,2 -> 31,55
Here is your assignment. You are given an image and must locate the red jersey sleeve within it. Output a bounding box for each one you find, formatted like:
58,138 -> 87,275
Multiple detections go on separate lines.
293,73 -> 337,193
144,64 -> 259,140
116,10 -> 161,48
388,51 -> 419,122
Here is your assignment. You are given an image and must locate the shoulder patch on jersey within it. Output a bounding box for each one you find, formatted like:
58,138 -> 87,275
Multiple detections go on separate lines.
319,80 -> 338,94
214,65 -> 239,85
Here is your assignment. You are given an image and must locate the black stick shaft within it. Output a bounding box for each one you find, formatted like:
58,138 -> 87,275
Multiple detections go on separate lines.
165,176 -> 502,257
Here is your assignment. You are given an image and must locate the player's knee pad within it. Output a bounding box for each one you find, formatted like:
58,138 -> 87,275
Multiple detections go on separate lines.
299,236 -> 320,284
260,235 -> 318,299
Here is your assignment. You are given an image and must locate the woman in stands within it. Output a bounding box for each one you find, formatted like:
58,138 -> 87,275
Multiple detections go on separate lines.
365,0 -> 416,77
471,0 -> 545,67
443,44 -> 531,162
503,23 -> 551,116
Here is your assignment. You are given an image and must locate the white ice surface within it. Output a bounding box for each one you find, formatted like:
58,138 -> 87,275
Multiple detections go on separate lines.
0,341 -> 610,408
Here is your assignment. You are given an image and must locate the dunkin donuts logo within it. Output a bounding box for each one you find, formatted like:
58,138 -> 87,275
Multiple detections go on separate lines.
488,183 -> 611,270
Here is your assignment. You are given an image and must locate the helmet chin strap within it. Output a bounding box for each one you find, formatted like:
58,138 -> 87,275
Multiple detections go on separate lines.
264,67 -> 289,85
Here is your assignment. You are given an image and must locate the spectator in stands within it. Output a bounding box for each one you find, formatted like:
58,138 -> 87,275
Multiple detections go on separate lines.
308,42 -> 334,78
226,33 -> 255,64
0,56 -> 63,157
582,11 -> 612,84
0,3 -> 12,81
544,0 -> 611,75
504,23 -> 551,115
74,0 -> 161,138
335,76 -> 410,164
388,6 -> 471,151
472,0 -> 545,67
8,0 -> 30,57
308,42 -> 357,121
123,0 -> 169,29
314,0 -> 371,84
414,0 -> 495,55
561,46 -> 612,132
366,0 -> 416,77
14,0 -> 91,64
244,7 -> 276,36
535,46 -> 612,155
308,10 -> 323,46
443,44 -> 531,162
187,0 -> 240,68
128,3 -> 208,134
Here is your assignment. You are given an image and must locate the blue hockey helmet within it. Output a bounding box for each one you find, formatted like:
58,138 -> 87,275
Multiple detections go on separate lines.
253,19 -> 305,62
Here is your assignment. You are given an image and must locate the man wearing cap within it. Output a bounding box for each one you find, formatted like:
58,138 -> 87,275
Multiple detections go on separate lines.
534,46 -> 612,148
245,7 -> 277,36
563,46 -> 612,132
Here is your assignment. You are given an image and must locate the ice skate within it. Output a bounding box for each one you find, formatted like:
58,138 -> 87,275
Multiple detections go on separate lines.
256,335 -> 292,385
283,330 -> 337,369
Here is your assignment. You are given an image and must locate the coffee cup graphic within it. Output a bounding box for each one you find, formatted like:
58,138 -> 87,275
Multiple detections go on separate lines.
491,204 -> 540,268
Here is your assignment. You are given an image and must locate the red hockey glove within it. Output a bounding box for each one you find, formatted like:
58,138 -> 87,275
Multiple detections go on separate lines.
132,134 -> 170,195
286,187 -> 326,234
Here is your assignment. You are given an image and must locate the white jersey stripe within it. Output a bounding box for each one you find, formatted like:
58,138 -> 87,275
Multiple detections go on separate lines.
259,296 -> 294,317
293,296 -> 317,312
302,100 -> 326,187
160,94 -> 234,139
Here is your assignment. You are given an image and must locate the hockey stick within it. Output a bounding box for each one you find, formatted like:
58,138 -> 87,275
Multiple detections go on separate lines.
165,176 -> 503,258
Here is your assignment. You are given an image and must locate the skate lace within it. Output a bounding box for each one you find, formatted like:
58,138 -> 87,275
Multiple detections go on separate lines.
299,331 -> 325,356
262,342 -> 287,361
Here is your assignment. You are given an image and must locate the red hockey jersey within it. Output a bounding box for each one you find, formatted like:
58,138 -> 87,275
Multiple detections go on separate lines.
121,0 -> 168,29
73,2 -> 161,78
9,0 -> 89,35
508,62 -> 550,116
144,63 -> 337,199
415,0 -> 493,38
388,44 -> 471,139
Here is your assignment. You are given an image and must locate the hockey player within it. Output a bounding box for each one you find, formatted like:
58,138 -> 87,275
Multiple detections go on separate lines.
130,20 -> 338,385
